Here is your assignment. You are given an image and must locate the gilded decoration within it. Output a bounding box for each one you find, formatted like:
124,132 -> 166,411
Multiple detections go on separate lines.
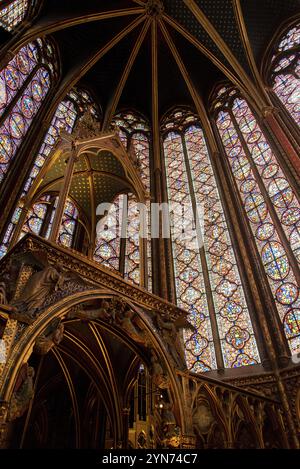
0,0 -> 299,450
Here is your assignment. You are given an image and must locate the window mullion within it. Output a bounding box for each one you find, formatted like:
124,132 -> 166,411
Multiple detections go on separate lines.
39,196 -> 56,239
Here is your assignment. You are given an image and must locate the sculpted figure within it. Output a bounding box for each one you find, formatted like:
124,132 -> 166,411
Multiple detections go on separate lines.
193,402 -> 214,434
12,265 -> 69,321
161,401 -> 181,448
151,311 -> 195,369
111,297 -> 127,318
150,354 -> 169,389
116,308 -> 146,344
34,318 -> 64,355
162,402 -> 176,427
8,366 -> 35,421
156,315 -> 186,368
72,299 -> 114,322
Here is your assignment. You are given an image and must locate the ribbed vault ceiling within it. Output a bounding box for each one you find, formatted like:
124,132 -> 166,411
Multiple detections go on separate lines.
7,0 -> 299,122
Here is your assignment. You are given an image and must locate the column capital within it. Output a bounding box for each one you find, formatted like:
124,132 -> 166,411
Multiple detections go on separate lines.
261,105 -> 280,118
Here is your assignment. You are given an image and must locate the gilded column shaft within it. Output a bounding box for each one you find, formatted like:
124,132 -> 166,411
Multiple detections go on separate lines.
49,143 -> 77,243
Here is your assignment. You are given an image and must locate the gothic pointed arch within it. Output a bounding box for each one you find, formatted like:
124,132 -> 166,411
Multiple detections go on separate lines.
105,110 -> 152,290
264,19 -> 300,130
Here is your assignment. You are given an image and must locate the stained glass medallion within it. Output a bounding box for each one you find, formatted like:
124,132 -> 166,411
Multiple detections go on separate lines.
0,66 -> 51,183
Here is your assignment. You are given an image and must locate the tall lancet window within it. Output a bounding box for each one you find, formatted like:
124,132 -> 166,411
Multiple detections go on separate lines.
162,109 -> 260,372
108,111 -> 152,289
0,38 -> 55,186
269,22 -> 300,128
0,88 -> 99,257
0,0 -> 29,31
213,86 -> 300,355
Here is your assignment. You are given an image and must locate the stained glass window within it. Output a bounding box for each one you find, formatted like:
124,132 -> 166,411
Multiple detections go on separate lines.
0,88 -> 98,257
270,23 -> 300,127
163,130 -> 216,372
20,194 -> 78,248
124,193 -> 141,286
0,39 -> 53,185
0,42 -> 38,119
213,86 -> 300,355
130,132 -> 152,290
20,194 -> 52,238
58,199 -> 79,248
108,112 -> 152,289
0,0 -> 29,31
162,109 -> 260,372
0,67 -> 50,182
94,194 -> 124,272
111,111 -> 150,146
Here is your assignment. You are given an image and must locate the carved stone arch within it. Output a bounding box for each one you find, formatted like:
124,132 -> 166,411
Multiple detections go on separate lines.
0,288 -> 187,444
56,321 -> 122,446
76,136 -> 148,205
191,383 -> 229,448
206,422 -> 227,449
262,403 -> 288,449
231,395 -> 263,449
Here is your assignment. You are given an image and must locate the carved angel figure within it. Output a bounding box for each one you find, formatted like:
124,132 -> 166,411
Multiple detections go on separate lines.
150,354 -> 169,389
155,314 -> 190,369
116,308 -> 146,344
34,318 -> 64,355
72,299 -> 114,322
12,265 -> 75,320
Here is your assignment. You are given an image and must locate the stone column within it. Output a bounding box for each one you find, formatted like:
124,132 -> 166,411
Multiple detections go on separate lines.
49,141 -> 77,243
262,107 -> 300,175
